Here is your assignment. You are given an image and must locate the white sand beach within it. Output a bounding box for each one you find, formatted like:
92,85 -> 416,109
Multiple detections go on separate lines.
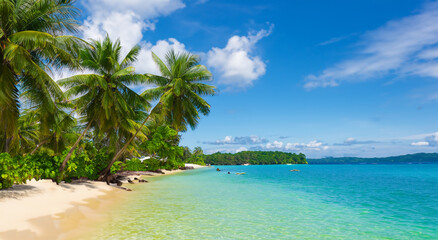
0,179 -> 120,239
0,164 -> 206,239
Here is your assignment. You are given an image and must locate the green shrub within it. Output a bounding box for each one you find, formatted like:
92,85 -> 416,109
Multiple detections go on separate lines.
0,153 -> 33,189
0,147 -> 114,189
124,158 -> 147,171
143,158 -> 161,171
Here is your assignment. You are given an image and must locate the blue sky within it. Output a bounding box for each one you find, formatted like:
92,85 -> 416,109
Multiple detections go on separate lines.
72,0 -> 438,158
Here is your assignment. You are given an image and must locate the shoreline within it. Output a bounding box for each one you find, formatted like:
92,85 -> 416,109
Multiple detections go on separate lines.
0,164 -> 206,240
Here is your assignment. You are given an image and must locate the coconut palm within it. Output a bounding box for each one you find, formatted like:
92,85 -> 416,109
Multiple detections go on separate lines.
98,50 -> 215,180
0,0 -> 83,153
144,50 -> 216,132
8,109 -> 40,155
30,102 -> 78,154
58,35 -> 150,173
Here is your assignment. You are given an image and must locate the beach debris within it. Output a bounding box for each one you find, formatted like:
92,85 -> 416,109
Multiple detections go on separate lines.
236,172 -> 246,175
180,166 -> 195,170
151,169 -> 165,174
290,169 -> 300,172
122,187 -> 132,191
128,179 -> 134,184
134,177 -> 139,180
138,179 -> 148,183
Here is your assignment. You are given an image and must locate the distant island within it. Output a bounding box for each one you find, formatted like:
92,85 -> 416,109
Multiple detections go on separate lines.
204,151 -> 307,165
308,153 -> 438,164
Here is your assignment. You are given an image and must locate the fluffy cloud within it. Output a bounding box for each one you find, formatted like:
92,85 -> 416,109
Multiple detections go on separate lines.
411,132 -> 438,146
207,25 -> 273,87
266,141 -> 283,149
204,136 -> 268,145
83,0 -> 185,19
81,0 -> 185,51
82,11 -> 147,51
135,38 -> 188,75
305,1 -> 438,88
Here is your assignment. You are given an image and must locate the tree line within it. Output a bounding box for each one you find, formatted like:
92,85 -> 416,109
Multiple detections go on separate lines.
307,153 -> 438,164
204,151 -> 307,165
0,0 -> 215,189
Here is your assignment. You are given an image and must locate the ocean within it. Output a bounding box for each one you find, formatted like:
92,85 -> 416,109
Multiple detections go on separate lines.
86,164 -> 438,239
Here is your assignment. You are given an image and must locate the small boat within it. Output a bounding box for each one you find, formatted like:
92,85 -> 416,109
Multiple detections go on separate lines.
290,169 -> 300,172
236,172 -> 246,175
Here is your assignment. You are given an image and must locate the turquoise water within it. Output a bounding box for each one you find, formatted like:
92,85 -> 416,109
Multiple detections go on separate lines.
87,165 -> 438,239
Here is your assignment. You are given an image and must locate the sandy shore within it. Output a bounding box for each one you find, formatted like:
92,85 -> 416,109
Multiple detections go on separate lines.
0,163 -> 206,239
0,179 -> 120,240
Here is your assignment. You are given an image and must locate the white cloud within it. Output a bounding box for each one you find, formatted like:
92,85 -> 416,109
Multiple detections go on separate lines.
83,0 -> 185,19
207,25 -> 273,87
204,135 -> 268,145
80,0 -> 185,53
411,141 -> 429,146
82,11 -> 147,51
410,132 -> 438,146
284,140 -> 329,151
264,140 -> 328,151
266,141 -> 283,149
235,147 -> 248,153
305,1 -> 438,88
135,38 -> 188,75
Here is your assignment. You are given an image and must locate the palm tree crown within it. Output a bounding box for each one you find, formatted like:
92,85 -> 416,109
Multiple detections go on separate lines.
143,50 -> 216,132
0,0 -> 83,153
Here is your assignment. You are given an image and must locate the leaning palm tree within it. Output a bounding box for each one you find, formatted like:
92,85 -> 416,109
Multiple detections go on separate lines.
58,35 -> 150,173
0,0 -> 83,153
98,50 -> 216,180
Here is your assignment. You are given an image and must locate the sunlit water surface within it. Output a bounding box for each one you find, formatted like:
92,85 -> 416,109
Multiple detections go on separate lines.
85,164 -> 438,239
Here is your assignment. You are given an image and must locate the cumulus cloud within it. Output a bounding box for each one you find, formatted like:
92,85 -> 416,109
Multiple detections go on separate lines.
411,132 -> 438,146
305,1 -> 438,88
135,38 -> 188,75
204,136 -> 268,145
80,0 -> 185,52
83,0 -> 185,19
82,11 -> 147,51
207,25 -> 273,87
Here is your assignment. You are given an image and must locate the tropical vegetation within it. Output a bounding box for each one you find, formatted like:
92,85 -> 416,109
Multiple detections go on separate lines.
307,153 -> 438,164
204,151 -> 307,165
0,0 -> 216,189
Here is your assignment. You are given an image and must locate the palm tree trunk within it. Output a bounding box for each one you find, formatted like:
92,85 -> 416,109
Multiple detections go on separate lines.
98,102 -> 164,181
98,114 -> 153,180
59,121 -> 92,172
4,137 -> 12,153
31,138 -> 49,155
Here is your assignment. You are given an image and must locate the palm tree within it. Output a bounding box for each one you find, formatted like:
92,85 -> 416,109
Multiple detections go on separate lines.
58,35 -> 149,173
30,102 -> 78,154
8,109 -> 39,155
98,50 -> 216,180
0,0 -> 83,153
145,51 -> 216,132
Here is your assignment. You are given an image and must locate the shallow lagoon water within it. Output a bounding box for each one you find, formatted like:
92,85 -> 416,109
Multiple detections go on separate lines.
86,164 -> 438,239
